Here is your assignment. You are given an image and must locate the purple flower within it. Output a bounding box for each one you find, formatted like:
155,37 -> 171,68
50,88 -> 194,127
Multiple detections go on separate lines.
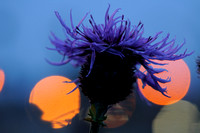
48,5 -> 192,99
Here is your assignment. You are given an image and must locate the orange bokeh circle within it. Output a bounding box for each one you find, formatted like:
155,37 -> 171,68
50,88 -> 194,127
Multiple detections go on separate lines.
137,59 -> 191,105
0,69 -> 5,93
29,76 -> 80,129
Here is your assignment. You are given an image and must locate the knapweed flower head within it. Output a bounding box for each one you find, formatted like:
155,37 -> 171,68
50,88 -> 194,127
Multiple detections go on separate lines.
48,5 -> 192,105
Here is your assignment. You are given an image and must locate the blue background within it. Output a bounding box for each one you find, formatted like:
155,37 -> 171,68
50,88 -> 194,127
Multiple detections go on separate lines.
0,0 -> 200,133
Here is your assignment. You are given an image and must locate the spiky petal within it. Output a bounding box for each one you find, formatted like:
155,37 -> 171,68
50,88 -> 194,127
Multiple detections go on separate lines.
48,5 -> 193,98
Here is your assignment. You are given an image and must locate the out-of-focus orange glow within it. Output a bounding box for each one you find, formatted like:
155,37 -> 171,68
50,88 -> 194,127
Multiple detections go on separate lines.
29,76 -> 80,129
105,93 -> 136,128
0,69 -> 5,93
137,59 -> 191,105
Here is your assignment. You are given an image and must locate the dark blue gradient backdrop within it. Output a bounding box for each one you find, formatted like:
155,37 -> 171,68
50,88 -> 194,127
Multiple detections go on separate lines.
0,0 -> 200,133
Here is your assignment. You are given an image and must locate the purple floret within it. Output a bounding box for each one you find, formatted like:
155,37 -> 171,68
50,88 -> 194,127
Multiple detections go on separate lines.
48,5 -> 193,97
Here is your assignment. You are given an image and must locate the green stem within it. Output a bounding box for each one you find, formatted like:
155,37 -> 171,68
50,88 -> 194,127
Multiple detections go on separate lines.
86,102 -> 109,133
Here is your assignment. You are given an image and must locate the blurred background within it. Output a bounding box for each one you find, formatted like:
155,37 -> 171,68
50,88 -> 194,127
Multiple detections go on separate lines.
0,0 -> 200,133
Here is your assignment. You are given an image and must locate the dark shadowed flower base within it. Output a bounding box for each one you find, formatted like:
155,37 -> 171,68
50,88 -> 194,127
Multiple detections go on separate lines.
79,51 -> 137,105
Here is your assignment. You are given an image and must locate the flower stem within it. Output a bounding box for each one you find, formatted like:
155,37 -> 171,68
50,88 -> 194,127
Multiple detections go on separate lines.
90,122 -> 100,133
85,102 -> 108,133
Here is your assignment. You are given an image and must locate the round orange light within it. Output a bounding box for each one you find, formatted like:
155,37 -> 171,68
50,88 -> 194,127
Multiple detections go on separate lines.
29,76 -> 80,129
137,59 -> 191,105
0,69 -> 5,93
